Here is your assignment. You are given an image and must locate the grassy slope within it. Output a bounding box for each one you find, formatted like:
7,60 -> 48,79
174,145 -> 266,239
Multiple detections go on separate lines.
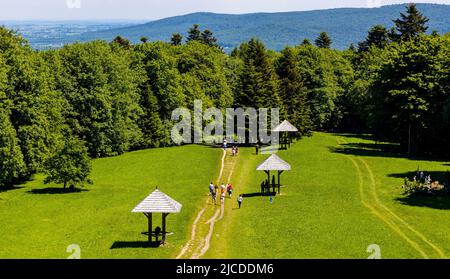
2,133 -> 450,259
0,145 -> 221,259
207,133 -> 450,259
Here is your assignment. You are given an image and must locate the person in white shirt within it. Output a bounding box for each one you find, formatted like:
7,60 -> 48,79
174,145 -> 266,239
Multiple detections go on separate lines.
237,195 -> 243,209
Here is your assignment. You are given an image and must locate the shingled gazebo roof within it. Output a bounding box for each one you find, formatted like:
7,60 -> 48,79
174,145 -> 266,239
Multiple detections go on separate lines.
273,120 -> 298,132
132,189 -> 182,213
256,154 -> 291,171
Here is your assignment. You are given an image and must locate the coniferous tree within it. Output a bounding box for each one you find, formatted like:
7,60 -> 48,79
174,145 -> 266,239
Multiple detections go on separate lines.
391,3 -> 429,41
277,47 -> 312,136
170,33 -> 183,46
236,38 -> 283,110
301,38 -> 312,46
358,25 -> 389,52
187,24 -> 201,42
112,36 -> 132,49
349,43 -> 357,52
200,29 -> 218,47
315,32 -> 332,49
137,86 -> 166,148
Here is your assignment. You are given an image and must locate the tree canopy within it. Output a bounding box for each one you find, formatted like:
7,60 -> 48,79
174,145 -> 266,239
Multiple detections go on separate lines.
0,4 -> 448,189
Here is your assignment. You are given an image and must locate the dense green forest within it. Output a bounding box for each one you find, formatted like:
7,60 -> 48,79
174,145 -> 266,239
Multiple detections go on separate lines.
0,4 -> 449,188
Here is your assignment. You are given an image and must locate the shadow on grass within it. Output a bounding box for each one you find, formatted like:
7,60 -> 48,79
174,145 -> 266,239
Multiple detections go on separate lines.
395,195 -> 450,210
332,133 -> 374,141
243,192 -> 274,198
0,186 -> 24,193
27,187 -> 88,195
388,171 -> 450,182
331,138 -> 449,162
110,241 -> 161,249
331,142 -> 403,159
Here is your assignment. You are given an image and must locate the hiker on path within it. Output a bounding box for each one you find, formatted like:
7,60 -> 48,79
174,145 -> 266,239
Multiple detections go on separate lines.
209,182 -> 216,203
227,183 -> 233,198
211,191 -> 217,204
223,138 -> 227,150
221,183 -> 226,195
237,195 -> 243,209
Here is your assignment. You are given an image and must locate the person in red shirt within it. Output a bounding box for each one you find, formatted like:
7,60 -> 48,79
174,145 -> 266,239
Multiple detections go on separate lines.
227,183 -> 233,198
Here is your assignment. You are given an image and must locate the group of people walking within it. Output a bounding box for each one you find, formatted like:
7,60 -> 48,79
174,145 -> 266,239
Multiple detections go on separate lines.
209,182 -> 243,208
223,138 -> 239,157
232,146 -> 239,157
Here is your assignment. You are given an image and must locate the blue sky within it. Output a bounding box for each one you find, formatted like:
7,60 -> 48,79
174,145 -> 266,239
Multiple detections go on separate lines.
1,0 -> 449,20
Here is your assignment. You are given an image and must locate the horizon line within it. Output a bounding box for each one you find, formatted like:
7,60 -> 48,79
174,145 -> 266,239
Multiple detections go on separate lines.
1,2 -> 446,23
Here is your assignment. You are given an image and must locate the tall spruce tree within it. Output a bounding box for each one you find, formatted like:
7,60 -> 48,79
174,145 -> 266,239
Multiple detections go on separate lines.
315,32 -> 332,49
170,33 -> 183,46
277,47 -> 312,136
301,38 -> 312,46
392,3 -> 429,41
200,29 -> 218,47
187,24 -> 201,42
358,25 -> 389,52
236,38 -> 283,110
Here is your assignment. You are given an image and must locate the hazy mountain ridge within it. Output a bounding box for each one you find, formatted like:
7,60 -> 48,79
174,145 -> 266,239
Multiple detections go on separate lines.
77,4 -> 450,50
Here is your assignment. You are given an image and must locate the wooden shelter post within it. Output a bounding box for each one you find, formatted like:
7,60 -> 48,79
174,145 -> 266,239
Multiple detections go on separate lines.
162,213 -> 169,243
147,213 -> 153,242
278,170 -> 284,194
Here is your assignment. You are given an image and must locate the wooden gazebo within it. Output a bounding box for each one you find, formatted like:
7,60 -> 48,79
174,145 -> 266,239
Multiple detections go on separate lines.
256,154 -> 291,194
273,120 -> 298,150
132,188 -> 182,245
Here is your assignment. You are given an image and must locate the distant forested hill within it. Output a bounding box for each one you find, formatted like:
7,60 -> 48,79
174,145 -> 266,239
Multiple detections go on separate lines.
77,4 -> 450,50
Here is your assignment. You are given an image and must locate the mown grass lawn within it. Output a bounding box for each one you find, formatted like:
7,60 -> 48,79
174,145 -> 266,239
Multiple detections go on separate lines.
206,132 -> 450,259
0,145 -> 221,259
2,133 -> 450,259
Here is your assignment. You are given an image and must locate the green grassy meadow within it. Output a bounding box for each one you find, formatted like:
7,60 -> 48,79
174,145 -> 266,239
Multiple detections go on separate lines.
206,133 -> 450,259
0,145 -> 221,259
1,133 -> 449,259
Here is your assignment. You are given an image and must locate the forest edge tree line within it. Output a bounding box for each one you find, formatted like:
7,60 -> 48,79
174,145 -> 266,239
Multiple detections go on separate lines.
0,4 -> 449,189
